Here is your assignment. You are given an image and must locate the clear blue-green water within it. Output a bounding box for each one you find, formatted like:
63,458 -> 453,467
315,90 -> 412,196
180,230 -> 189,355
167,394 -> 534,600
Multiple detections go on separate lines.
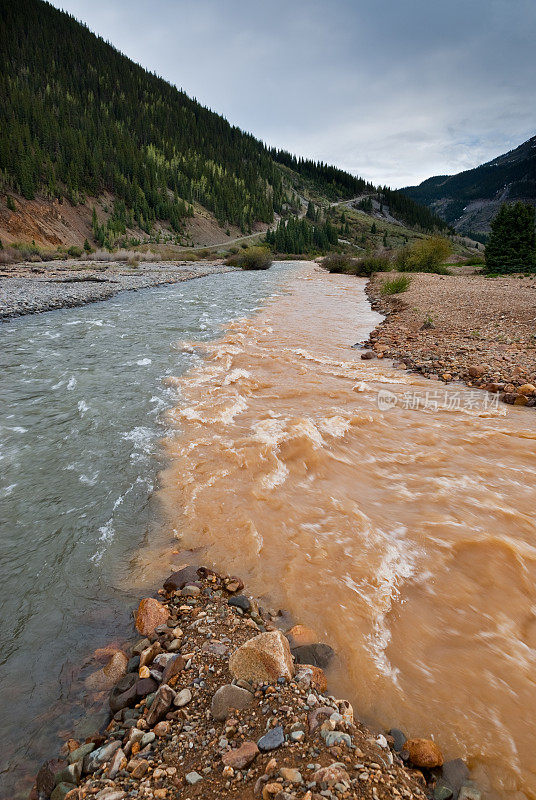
0,263 -> 296,797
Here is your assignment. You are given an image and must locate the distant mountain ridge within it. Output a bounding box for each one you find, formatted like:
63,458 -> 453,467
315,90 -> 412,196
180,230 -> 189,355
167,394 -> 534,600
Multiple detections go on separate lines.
404,135 -> 536,235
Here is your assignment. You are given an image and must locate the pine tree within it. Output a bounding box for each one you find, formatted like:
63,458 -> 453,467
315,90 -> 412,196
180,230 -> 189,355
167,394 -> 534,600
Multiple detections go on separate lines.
485,202 -> 536,273
371,222 -> 377,235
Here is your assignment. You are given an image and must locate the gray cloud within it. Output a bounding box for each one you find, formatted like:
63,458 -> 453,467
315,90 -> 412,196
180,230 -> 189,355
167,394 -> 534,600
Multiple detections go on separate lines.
51,0 -> 536,187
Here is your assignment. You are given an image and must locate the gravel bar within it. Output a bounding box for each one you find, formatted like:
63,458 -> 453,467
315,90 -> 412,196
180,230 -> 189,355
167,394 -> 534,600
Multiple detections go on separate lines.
0,261 -> 235,320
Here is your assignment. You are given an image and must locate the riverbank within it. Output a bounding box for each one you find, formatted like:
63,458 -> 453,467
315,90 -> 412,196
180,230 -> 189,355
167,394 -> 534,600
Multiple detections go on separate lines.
0,260 -> 233,319
31,565 -> 474,800
365,271 -> 536,405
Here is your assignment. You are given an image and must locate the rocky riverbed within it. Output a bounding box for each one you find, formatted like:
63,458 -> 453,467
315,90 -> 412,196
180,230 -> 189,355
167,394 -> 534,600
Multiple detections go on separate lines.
365,271 -> 536,407
30,566 -> 479,800
0,261 -> 233,319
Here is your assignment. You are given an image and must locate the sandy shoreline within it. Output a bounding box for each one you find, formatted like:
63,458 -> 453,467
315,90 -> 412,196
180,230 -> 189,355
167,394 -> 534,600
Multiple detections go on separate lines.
0,261 -> 234,320
364,271 -> 536,407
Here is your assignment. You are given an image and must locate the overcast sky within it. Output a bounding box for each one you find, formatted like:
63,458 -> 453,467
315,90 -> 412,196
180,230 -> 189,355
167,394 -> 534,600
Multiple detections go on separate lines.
51,0 -> 536,188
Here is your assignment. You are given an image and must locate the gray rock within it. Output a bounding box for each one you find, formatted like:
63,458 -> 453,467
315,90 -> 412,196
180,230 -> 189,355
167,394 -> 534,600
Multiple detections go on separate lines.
108,747 -> 126,780
174,688 -> 192,707
109,673 -> 138,712
434,785 -> 454,800
68,742 -> 95,764
85,739 -> 122,772
228,595 -> 251,612
323,731 -> 352,748
458,784 -> 481,800
211,684 -> 254,720
389,728 -> 406,752
185,771 -> 204,785
257,725 -> 285,751
441,759 -> 470,799
291,643 -> 335,669
51,784 -> 76,800
146,683 -> 175,726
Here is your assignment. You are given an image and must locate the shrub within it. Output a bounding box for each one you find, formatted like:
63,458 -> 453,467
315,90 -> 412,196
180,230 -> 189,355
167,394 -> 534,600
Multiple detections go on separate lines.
225,246 -> 272,270
380,275 -> 411,295
67,245 -> 83,258
396,236 -> 452,273
464,254 -> 485,266
321,252 -> 392,277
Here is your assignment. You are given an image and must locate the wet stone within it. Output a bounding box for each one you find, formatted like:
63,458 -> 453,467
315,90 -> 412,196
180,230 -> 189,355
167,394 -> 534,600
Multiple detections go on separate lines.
228,595 -> 251,612
441,759 -> 470,799
163,566 -> 199,592
434,784 -> 454,800
50,784 -> 76,800
68,742 -> 95,764
390,728 -> 406,752
291,643 -> 335,669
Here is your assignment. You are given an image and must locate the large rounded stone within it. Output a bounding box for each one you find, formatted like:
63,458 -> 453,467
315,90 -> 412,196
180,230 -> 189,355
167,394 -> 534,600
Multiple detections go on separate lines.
229,630 -> 293,684
405,737 -> 444,768
85,651 -> 128,691
211,684 -> 254,720
135,598 -> 170,636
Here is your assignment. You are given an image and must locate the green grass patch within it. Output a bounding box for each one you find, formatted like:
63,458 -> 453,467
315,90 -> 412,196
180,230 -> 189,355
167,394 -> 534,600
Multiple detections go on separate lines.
380,275 -> 411,295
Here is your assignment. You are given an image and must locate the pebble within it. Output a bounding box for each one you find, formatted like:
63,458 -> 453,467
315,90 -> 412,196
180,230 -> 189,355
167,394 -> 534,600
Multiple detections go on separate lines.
211,683 -> 254,720
174,687 -> 192,707
258,725 -> 285,751
185,770 -> 204,784
222,740 -> 259,769
323,731 -> 352,748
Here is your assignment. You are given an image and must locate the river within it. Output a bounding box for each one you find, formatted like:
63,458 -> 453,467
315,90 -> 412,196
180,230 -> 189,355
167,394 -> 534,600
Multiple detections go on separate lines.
0,263 -> 296,797
160,263 -> 536,800
1,261 -> 536,799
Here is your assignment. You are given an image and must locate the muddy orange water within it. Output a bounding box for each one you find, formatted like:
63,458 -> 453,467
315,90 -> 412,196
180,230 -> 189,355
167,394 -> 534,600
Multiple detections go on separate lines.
160,263 -> 536,799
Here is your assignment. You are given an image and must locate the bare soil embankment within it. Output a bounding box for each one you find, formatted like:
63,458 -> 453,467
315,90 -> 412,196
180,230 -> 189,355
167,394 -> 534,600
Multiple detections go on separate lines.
365,272 -> 536,406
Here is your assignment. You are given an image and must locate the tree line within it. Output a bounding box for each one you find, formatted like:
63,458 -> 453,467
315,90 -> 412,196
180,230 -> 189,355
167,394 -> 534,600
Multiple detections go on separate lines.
265,217 -> 338,254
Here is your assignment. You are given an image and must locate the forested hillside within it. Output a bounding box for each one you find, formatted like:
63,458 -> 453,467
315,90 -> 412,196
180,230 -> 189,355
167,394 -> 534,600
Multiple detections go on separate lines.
0,0 -> 447,249
404,135 -> 536,234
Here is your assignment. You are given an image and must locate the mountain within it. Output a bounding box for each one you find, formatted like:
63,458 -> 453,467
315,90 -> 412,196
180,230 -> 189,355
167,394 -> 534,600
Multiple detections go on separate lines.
0,0 -> 445,250
403,136 -> 536,236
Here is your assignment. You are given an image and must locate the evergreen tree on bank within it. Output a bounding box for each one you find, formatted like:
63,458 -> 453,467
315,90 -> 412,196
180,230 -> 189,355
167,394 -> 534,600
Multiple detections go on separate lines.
266,217 -> 338,254
485,202 -> 536,273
